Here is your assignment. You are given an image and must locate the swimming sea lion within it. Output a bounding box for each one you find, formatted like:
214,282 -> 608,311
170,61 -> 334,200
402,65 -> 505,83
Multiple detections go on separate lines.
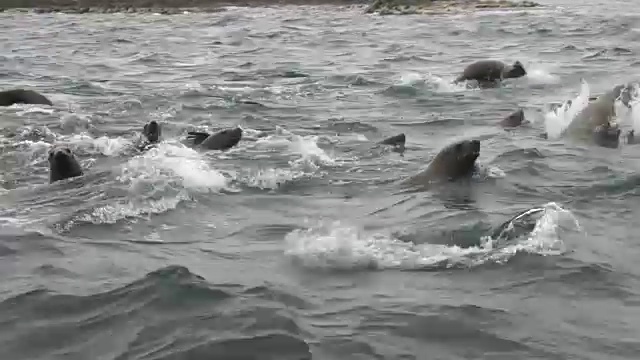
186,127 -> 243,151
48,145 -> 83,183
489,207 -> 545,242
135,120 -> 162,152
562,82 -> 634,144
379,133 -> 406,152
0,89 -> 53,107
627,130 -> 639,144
500,109 -> 529,128
454,60 -> 526,87
400,139 -> 480,187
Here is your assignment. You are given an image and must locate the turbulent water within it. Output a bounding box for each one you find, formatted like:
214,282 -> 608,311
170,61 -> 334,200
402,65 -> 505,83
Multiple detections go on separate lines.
1,0 -> 640,359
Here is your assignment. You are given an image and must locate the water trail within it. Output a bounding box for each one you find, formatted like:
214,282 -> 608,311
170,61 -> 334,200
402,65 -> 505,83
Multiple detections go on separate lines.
284,202 -> 577,271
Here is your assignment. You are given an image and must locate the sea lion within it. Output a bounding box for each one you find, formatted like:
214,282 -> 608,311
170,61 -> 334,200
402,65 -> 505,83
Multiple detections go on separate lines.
627,130 -> 639,144
379,133 -> 406,152
186,127 -> 243,151
48,145 -> 83,183
454,60 -> 526,87
135,120 -> 162,152
0,89 -> 53,107
489,207 -> 545,242
562,82 -> 634,144
400,139 -> 480,187
500,109 -> 529,128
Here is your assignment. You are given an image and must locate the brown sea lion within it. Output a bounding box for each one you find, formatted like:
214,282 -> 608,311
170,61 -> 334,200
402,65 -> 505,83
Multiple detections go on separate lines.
562,83 -> 634,144
400,139 -> 480,187
454,60 -> 526,87
186,127 -> 243,151
500,109 -> 529,128
541,83 -> 636,147
48,145 -> 83,183
0,89 -> 53,107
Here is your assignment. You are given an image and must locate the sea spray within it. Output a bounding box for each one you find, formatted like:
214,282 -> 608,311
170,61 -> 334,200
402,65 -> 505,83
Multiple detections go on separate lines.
543,80 -> 591,139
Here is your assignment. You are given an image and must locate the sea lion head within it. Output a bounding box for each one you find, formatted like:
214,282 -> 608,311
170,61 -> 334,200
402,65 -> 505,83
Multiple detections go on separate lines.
505,61 -> 526,79
48,145 -> 83,183
435,139 -> 481,180
205,127 -> 243,151
143,120 -> 161,143
500,108 -> 527,128
592,122 -> 621,148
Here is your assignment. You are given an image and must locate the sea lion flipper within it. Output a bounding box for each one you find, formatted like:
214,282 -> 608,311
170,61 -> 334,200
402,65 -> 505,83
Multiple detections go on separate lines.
186,131 -> 210,146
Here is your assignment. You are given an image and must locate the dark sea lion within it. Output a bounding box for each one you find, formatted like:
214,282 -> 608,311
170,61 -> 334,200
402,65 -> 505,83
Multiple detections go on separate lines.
379,133 -> 406,152
187,127 -> 243,151
500,109 -> 529,128
400,139 -> 480,187
0,89 -> 53,107
135,120 -> 162,152
489,207 -> 545,242
48,145 -> 83,183
454,60 -> 526,87
627,130 -> 639,144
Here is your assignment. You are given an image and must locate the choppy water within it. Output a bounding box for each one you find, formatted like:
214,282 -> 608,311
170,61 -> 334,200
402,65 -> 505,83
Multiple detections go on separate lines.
1,1 -> 640,359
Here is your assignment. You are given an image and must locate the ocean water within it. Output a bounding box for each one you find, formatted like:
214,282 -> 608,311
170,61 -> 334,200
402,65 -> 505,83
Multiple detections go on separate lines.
1,0 -> 640,359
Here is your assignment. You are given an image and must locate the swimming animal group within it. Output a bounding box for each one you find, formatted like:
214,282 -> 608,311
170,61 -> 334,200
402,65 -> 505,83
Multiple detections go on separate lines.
1,58 -> 636,240
0,58 -> 633,187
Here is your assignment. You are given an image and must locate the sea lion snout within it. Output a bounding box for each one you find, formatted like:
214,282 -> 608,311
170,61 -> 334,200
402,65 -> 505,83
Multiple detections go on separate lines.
49,146 -> 72,161
507,61 -> 527,78
48,145 -> 83,183
464,139 -> 481,156
454,139 -> 480,161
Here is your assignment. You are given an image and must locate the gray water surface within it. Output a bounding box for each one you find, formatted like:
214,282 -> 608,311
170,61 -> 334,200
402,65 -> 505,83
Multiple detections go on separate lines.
1,1 -> 640,359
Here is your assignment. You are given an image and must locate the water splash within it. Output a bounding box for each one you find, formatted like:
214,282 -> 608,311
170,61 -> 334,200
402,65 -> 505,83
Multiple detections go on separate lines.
119,141 -> 229,193
543,79 -> 591,139
284,202 -> 577,271
613,83 -> 640,133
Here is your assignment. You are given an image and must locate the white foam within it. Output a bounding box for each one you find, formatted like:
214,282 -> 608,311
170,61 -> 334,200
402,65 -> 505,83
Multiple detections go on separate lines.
284,202 -> 577,271
119,141 -> 229,193
543,79 -> 591,139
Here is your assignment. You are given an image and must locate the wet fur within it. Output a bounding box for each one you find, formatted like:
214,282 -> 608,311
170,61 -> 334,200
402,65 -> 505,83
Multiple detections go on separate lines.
136,121 -> 162,152
400,139 -> 481,188
48,146 -> 83,183
454,60 -> 526,86
500,109 -> 528,128
563,83 -> 633,144
186,127 -> 243,151
0,89 -> 53,107
379,133 -> 406,153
